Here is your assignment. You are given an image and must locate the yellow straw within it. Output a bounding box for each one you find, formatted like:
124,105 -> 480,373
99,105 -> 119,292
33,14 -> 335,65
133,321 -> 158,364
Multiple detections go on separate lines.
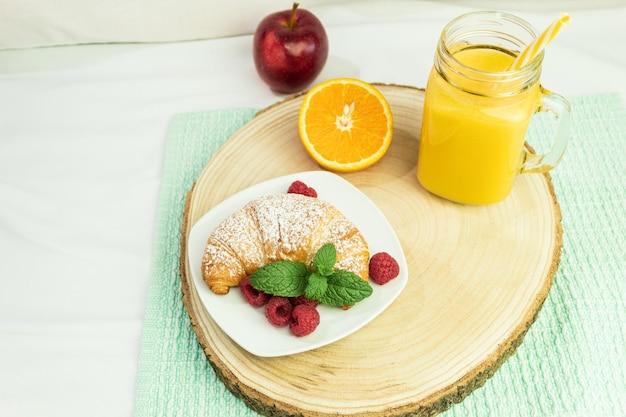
510,13 -> 571,70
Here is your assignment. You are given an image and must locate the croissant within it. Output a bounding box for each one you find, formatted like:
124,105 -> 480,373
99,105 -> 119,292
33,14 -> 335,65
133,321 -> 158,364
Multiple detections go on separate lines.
201,193 -> 369,295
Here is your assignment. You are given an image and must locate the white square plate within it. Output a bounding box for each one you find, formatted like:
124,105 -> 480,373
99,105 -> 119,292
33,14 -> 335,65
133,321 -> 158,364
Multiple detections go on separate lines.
187,171 -> 408,357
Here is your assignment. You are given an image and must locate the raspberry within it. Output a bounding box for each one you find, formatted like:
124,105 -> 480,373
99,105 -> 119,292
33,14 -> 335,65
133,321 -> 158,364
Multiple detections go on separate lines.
240,277 -> 271,307
290,304 -> 320,337
291,295 -> 320,308
369,252 -> 400,285
287,180 -> 318,197
265,296 -> 293,327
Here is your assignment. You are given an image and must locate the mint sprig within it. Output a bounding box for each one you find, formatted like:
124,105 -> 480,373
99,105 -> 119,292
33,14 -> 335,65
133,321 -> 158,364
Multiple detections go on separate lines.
248,243 -> 372,307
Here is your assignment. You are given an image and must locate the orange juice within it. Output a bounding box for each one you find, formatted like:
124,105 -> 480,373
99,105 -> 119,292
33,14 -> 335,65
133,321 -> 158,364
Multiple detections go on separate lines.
418,46 -> 541,204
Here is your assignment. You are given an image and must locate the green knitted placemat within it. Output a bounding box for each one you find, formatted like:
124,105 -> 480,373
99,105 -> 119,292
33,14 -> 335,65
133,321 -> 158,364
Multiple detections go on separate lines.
134,93 -> 626,417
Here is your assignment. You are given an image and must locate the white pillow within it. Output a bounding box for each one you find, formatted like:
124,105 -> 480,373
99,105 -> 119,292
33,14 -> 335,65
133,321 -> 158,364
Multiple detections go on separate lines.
0,0 -> 337,49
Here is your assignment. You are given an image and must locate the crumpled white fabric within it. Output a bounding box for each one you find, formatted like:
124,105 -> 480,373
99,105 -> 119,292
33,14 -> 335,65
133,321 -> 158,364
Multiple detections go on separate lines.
0,0 -> 338,49
3,0 -> 625,50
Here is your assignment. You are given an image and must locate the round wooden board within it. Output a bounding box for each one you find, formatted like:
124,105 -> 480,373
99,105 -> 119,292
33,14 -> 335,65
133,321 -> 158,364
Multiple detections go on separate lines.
179,84 -> 562,417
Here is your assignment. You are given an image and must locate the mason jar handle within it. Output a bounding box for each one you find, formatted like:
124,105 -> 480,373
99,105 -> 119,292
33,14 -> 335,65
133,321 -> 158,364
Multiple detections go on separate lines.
521,86 -> 571,174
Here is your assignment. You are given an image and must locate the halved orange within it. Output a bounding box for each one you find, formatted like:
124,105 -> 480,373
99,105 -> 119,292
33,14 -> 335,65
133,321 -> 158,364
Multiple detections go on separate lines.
298,78 -> 393,172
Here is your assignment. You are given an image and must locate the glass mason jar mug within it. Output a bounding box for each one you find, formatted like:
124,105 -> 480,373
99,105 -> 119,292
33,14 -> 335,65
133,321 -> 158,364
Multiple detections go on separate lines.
417,11 -> 571,205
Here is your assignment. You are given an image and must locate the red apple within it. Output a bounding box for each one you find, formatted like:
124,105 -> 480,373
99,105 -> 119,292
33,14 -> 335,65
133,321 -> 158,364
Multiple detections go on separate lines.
253,3 -> 329,94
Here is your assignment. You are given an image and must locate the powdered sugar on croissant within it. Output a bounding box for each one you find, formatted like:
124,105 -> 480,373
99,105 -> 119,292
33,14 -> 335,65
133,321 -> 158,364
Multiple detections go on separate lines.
202,193 -> 369,295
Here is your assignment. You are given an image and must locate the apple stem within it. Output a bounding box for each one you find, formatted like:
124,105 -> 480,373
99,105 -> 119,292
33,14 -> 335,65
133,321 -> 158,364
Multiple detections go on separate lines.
287,2 -> 299,28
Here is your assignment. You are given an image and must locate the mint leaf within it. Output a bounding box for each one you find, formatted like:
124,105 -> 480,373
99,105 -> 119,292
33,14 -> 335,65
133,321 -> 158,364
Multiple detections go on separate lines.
304,273 -> 328,301
248,260 -> 309,297
313,243 -> 336,277
317,270 -> 373,306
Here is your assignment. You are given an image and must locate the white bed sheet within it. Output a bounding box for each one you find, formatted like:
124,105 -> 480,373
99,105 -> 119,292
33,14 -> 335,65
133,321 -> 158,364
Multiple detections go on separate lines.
0,1 -> 624,416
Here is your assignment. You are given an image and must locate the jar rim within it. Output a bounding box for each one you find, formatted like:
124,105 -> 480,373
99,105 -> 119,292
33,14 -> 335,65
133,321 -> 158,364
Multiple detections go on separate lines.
435,11 -> 543,96
439,11 -> 544,78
